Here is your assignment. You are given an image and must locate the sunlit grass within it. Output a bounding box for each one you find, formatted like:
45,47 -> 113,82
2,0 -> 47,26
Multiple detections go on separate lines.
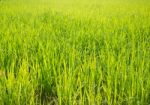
0,0 -> 150,105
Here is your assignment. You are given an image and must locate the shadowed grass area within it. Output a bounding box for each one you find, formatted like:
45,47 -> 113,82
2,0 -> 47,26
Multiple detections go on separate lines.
0,0 -> 150,105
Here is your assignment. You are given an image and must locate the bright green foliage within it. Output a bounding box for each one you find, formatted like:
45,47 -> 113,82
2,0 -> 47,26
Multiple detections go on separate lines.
0,0 -> 150,105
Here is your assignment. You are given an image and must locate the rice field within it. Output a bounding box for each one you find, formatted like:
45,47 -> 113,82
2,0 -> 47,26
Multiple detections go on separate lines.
0,0 -> 150,105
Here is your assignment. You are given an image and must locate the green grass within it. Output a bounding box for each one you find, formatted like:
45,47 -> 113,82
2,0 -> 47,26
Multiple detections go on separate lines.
0,0 -> 150,105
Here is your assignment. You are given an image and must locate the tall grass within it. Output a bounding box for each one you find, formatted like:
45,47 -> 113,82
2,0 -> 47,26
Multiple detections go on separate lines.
0,0 -> 150,105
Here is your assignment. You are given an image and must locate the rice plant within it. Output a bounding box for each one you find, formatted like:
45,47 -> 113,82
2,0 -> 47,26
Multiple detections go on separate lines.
0,0 -> 150,105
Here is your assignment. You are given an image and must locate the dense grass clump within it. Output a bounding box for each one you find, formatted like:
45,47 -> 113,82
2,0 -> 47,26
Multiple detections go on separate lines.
0,0 -> 150,105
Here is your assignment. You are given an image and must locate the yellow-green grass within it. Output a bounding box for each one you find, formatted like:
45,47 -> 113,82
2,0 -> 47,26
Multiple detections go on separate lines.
0,0 -> 150,105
